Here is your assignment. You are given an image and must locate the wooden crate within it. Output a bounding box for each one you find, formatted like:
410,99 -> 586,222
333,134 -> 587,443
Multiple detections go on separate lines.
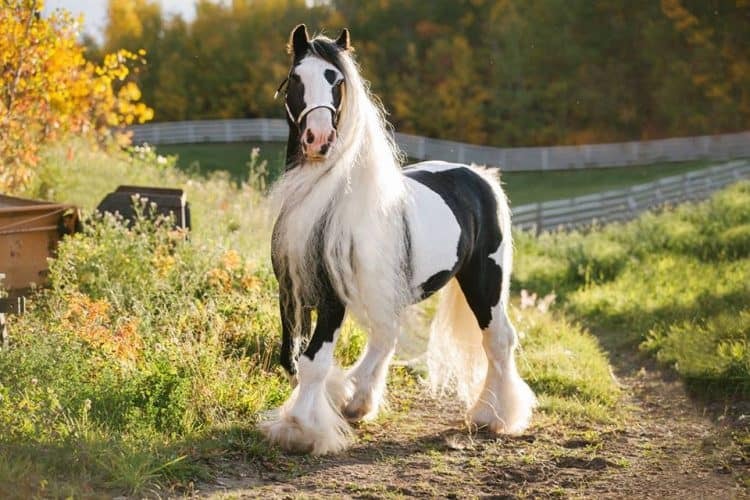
97,185 -> 191,230
0,194 -> 78,293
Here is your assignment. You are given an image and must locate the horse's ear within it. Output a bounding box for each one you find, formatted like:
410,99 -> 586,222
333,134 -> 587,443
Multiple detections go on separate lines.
289,24 -> 310,56
335,28 -> 351,51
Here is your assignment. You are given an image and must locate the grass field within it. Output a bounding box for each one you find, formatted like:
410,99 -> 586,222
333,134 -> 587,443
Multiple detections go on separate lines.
2,140 -> 746,496
156,141 -> 713,205
155,141 -> 287,182
513,180 -> 750,394
0,141 -> 621,496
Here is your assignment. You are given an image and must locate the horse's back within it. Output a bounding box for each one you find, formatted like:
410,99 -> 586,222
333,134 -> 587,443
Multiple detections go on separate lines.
402,161 -> 506,301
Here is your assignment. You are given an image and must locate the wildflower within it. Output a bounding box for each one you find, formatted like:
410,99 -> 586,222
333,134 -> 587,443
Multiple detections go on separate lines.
221,250 -> 242,271
520,289 -> 537,310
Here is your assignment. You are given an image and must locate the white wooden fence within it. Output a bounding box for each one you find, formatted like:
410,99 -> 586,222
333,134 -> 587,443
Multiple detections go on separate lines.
512,160 -> 750,233
128,119 -> 750,171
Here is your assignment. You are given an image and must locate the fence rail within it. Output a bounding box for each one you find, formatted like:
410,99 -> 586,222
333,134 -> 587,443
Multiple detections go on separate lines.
129,119 -> 750,171
512,160 -> 750,233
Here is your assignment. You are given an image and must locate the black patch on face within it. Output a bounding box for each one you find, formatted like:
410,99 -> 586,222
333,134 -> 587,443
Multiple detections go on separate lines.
404,166 -> 504,329
285,72 -> 306,122
332,80 -> 342,111
324,69 -> 337,84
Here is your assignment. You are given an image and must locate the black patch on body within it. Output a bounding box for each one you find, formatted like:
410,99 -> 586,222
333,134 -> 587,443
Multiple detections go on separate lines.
404,165 -> 504,329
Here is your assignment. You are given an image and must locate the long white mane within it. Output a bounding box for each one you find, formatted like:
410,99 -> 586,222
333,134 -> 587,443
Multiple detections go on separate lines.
270,37 -> 410,340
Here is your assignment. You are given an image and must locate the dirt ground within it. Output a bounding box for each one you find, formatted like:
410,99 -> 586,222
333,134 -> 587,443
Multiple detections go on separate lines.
191,345 -> 748,499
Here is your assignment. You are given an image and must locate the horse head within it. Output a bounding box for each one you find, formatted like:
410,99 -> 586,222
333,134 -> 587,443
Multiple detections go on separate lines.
277,24 -> 351,163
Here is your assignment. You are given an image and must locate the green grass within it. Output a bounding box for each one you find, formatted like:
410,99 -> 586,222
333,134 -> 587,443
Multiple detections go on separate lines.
501,160 -> 714,205
514,305 -> 620,422
156,141 -> 287,182
515,180 -> 750,395
0,140 -> 622,496
155,140 -> 714,204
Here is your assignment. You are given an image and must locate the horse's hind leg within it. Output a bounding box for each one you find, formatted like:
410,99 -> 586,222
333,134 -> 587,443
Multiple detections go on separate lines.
469,303 -> 536,434
456,251 -> 536,435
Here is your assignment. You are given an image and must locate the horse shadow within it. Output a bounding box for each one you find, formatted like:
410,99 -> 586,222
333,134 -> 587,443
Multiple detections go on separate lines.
193,419 -> 534,485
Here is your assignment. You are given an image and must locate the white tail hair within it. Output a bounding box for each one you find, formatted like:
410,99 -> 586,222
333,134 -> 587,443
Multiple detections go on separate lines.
426,166 -> 513,406
426,278 -> 487,404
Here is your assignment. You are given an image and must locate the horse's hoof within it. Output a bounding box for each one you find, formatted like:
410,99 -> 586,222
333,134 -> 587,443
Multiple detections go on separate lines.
342,392 -> 373,422
342,403 -> 368,422
260,415 -> 314,454
260,413 -> 351,455
469,376 -> 536,436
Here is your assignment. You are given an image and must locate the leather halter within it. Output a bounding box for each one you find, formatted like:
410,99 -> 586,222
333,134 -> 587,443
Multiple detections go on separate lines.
275,74 -> 344,129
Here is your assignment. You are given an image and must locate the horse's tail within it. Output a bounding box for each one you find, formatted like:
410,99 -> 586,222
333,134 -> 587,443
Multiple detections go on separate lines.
425,165 -> 512,408
426,278 -> 487,406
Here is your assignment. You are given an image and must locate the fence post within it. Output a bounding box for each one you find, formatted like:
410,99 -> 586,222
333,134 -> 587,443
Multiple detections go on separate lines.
535,203 -> 543,236
627,195 -> 637,215
681,175 -> 688,202
224,121 -> 231,142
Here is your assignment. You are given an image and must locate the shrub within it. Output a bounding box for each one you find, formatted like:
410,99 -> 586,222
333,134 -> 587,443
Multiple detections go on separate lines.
643,309 -> 750,394
717,224 -> 750,259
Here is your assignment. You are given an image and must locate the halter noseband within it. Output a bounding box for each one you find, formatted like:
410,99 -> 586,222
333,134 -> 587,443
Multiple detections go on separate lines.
286,103 -> 340,127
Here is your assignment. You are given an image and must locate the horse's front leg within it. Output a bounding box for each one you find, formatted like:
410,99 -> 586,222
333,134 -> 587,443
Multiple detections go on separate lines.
343,327 -> 398,422
261,293 -> 353,455
277,273 -> 310,385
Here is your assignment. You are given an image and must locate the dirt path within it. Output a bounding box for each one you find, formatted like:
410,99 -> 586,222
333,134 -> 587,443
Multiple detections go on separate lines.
192,347 -> 747,498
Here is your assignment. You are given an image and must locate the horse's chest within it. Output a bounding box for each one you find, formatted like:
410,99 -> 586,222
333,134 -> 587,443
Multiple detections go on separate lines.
404,178 -> 462,291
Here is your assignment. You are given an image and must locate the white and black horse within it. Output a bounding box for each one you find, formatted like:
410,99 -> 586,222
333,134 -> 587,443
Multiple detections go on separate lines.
262,24 -> 536,454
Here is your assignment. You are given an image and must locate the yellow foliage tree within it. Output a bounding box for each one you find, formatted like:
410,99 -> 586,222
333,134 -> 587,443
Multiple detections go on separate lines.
0,0 -> 154,193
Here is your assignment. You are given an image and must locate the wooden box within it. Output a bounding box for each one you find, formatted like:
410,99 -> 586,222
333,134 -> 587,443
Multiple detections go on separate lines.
0,194 -> 78,293
97,185 -> 191,230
